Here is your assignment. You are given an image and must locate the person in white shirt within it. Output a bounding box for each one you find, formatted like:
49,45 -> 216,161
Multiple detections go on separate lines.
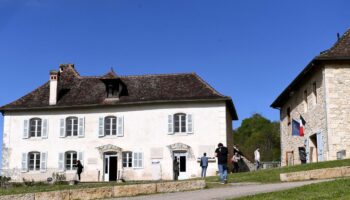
254,147 -> 260,170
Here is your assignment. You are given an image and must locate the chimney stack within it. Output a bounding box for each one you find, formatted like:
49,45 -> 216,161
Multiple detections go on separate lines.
49,70 -> 59,105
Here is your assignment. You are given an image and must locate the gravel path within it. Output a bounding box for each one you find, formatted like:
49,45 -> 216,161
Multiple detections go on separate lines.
107,179 -> 332,200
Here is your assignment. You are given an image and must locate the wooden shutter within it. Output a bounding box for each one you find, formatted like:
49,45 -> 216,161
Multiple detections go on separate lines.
59,118 -> 65,138
58,152 -> 64,172
168,115 -> 174,134
42,119 -> 48,139
187,114 -> 193,134
40,152 -> 47,172
98,117 -> 104,137
21,153 -> 28,172
117,116 -> 124,137
78,152 -> 84,165
23,120 -> 29,139
78,117 -> 85,138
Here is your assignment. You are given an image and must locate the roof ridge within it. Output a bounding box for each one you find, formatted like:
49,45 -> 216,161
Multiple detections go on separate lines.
192,73 -> 226,97
119,72 -> 194,78
319,28 -> 350,57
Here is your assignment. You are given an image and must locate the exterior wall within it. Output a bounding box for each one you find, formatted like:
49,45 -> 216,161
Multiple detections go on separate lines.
2,101 -> 229,181
324,64 -> 350,160
280,67 -> 327,166
226,107 -> 234,169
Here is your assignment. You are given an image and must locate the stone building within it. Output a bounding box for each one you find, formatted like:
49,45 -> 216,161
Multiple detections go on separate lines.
271,29 -> 350,166
0,64 -> 238,181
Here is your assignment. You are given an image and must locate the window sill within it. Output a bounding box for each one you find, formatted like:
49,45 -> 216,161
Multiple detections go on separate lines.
133,167 -> 144,170
171,133 -> 192,136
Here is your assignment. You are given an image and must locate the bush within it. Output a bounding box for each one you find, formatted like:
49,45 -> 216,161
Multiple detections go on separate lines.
0,176 -> 11,188
52,172 -> 66,184
22,178 -> 35,187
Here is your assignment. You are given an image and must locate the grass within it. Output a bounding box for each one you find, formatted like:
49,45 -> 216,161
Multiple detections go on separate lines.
233,178 -> 350,200
205,159 -> 350,183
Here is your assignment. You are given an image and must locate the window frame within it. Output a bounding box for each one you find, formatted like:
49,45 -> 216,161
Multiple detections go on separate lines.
65,151 -> 77,171
122,151 -> 133,168
104,116 -> 117,136
28,151 -> 41,171
29,118 -> 42,138
66,117 -> 78,137
174,113 -> 187,133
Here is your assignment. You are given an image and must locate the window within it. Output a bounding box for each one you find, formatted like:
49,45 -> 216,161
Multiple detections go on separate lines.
105,116 -> 117,136
303,90 -> 308,112
29,118 -> 42,138
28,152 -> 40,171
65,151 -> 77,170
313,82 -> 317,104
66,117 -> 78,136
122,152 -> 133,168
133,152 -> 143,168
287,107 -> 291,125
174,113 -> 186,133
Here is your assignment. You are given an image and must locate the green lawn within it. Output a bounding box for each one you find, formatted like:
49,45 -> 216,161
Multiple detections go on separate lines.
233,178 -> 350,200
206,159 -> 350,183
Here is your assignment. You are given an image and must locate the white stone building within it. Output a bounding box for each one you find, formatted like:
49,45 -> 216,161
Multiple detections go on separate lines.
271,29 -> 350,166
0,64 -> 238,182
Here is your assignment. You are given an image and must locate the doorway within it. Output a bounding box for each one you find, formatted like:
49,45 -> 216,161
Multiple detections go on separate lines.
104,153 -> 118,181
310,134 -> 318,163
173,152 -> 187,180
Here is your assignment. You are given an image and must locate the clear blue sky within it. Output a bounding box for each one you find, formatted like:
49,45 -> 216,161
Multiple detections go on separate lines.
0,0 -> 349,144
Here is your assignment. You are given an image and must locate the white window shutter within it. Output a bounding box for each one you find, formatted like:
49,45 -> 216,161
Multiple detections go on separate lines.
140,152 -> 144,168
40,152 -> 47,172
187,114 -> 193,134
23,120 -> 29,139
78,117 -> 85,138
133,152 -> 137,168
21,153 -> 28,172
42,119 -> 48,139
168,115 -> 174,134
60,118 -> 65,138
117,116 -> 124,137
98,117 -> 104,137
58,152 -> 64,172
78,152 -> 84,165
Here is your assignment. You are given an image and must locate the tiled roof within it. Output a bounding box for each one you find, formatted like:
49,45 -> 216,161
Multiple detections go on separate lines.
271,28 -> 350,108
0,65 -> 238,120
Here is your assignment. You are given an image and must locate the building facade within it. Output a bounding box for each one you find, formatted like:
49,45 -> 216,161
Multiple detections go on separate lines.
0,64 -> 237,182
271,29 -> 350,166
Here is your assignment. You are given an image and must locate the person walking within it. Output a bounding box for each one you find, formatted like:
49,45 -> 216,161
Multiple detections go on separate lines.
231,152 -> 241,173
76,160 -> 84,181
215,143 -> 228,184
173,157 -> 180,180
254,147 -> 261,170
200,153 -> 209,178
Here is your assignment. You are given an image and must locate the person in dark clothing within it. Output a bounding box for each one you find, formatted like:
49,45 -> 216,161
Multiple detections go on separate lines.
76,160 -> 84,181
299,145 -> 307,164
215,143 -> 228,184
173,157 -> 179,180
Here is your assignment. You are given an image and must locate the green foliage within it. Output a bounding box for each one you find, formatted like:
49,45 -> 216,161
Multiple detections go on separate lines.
52,172 -> 66,184
0,176 -> 11,188
233,113 -> 280,162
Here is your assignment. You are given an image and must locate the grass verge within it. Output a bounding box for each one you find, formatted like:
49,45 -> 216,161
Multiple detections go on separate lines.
205,159 -> 350,183
233,178 -> 350,200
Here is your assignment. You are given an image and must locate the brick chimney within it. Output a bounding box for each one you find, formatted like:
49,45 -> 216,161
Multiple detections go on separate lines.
49,70 -> 59,105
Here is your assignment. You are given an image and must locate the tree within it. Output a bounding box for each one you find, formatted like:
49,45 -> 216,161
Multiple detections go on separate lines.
233,113 -> 280,162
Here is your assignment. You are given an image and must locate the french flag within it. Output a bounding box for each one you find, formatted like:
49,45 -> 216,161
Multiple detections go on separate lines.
299,115 -> 306,136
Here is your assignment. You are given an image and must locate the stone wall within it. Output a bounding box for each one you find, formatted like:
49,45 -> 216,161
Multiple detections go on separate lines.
0,180 -> 206,200
324,64 -> 350,160
280,166 -> 350,182
280,66 -> 328,166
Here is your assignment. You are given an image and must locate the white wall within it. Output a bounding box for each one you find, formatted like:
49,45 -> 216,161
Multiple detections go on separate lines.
2,101 -> 229,181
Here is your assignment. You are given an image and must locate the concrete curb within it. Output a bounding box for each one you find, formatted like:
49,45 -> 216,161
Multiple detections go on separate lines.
0,180 -> 206,200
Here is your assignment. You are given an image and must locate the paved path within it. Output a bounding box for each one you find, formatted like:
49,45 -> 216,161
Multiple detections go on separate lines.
107,179 -> 332,200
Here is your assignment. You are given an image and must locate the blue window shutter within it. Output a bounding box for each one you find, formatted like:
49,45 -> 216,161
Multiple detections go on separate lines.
305,139 -> 310,163
60,118 -> 65,138
42,119 -> 48,139
317,133 -> 324,161
187,114 -> 193,134
21,153 -> 28,172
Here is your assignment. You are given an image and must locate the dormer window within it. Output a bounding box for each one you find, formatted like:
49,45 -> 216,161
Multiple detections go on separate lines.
107,84 -> 118,98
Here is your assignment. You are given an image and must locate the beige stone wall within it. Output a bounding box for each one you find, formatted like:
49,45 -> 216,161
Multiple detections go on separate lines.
280,66 -> 327,166
324,64 -> 350,160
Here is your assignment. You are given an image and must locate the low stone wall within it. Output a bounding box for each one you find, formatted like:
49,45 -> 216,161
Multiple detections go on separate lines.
0,180 -> 206,200
280,166 -> 350,182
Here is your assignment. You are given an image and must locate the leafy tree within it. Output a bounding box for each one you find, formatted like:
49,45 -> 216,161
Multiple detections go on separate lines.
233,113 -> 280,162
